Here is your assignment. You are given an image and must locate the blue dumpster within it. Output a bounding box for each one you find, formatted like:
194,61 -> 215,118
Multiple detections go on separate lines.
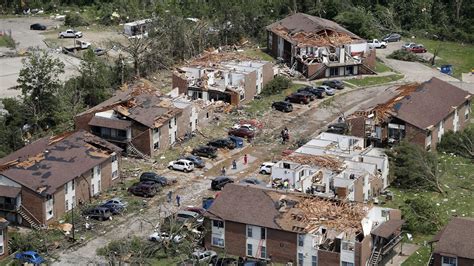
202,197 -> 215,210
440,65 -> 453,75
229,136 -> 244,148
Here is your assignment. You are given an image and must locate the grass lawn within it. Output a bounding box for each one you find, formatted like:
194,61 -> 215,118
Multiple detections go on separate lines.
0,35 -> 15,48
242,48 -> 274,62
408,37 -> 474,78
345,74 -> 404,87
243,83 -> 301,117
375,59 -> 392,73
384,154 -> 474,265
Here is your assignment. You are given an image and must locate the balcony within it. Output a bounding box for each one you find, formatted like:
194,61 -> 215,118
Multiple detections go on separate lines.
0,202 -> 17,211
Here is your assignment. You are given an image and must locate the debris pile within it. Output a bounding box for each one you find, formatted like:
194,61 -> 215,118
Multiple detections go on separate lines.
187,49 -> 255,67
272,26 -> 354,47
283,154 -> 344,171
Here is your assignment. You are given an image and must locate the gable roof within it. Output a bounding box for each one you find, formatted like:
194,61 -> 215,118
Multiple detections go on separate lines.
392,78 -> 471,129
433,217 -> 474,259
266,13 -> 362,46
0,130 -> 121,195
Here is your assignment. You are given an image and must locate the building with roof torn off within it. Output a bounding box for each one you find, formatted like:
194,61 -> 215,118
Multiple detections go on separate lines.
266,13 -> 376,79
0,130 -> 122,229
271,132 -> 388,202
428,217 -> 474,266
204,183 -> 403,265
347,77 -> 472,150
75,81 -> 215,158
172,50 -> 274,105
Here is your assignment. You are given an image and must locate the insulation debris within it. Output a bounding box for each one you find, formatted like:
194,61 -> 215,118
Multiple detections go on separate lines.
283,154 -> 344,171
272,25 -> 355,47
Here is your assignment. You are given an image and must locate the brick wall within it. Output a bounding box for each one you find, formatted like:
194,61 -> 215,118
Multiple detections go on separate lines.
355,235 -> 372,266
172,73 -> 189,95
76,171 -> 93,204
404,123 -> 427,148
266,228 -> 297,264
158,124 -> 170,154
429,253 -> 474,266
261,62 -> 274,87
52,186 -> 66,225
222,221 -> 247,258
176,106 -> 192,138
20,187 -> 45,226
458,100 -> 471,130
348,116 -> 366,138
270,31 -> 278,58
131,128 -> 152,156
353,176 -> 364,202
243,71 -> 257,103
74,112 -> 94,131
307,63 -> 326,78
318,249 -> 340,266
362,48 -> 376,70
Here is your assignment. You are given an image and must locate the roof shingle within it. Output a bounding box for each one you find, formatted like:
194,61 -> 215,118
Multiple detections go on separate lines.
433,217 -> 474,259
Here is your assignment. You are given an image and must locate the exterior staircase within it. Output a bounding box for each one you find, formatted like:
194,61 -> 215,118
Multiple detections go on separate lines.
307,64 -> 328,80
360,63 -> 377,75
368,249 -> 382,266
18,205 -> 43,230
127,142 -> 151,161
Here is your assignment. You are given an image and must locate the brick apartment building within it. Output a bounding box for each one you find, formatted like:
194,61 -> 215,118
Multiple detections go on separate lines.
204,184 -> 403,265
266,13 -> 376,79
0,131 -> 121,229
75,81 -> 214,158
172,51 -> 274,106
348,78 -> 472,149
429,217 -> 474,266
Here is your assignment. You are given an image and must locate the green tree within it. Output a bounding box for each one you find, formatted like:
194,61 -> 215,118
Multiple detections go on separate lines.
334,7 -> 380,39
79,49 -> 113,106
437,127 -> 474,160
261,76 -> 292,96
401,196 -> 445,234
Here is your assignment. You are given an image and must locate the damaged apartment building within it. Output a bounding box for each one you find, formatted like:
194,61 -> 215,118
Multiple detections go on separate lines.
271,132 -> 389,202
347,77 -> 472,149
266,13 -> 376,79
204,184 -> 404,266
172,51 -> 274,105
75,81 -> 214,158
0,131 -> 121,229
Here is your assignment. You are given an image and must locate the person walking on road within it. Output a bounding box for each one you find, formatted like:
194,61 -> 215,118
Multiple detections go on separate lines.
221,166 -> 226,176
244,154 -> 248,165
176,195 -> 181,207
232,159 -> 237,169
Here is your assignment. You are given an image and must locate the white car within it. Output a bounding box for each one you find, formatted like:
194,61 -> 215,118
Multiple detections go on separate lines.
317,85 -> 336,96
59,29 -> 83,38
232,123 -> 256,131
148,232 -> 184,243
191,250 -> 217,263
177,210 -> 204,224
402,42 -> 416,49
260,162 -> 275,174
368,39 -> 387,49
168,159 -> 194,172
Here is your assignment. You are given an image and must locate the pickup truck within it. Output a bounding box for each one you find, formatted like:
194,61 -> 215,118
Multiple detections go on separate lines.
62,40 -> 91,54
368,39 -> 387,49
58,29 -> 82,38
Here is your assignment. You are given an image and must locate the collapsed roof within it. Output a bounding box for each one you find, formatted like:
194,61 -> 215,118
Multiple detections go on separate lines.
266,13 -> 362,47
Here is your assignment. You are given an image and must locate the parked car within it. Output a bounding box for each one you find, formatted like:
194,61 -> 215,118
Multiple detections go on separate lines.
272,101 -> 293,112
382,33 -> 401,42
58,29 -> 82,38
93,48 -> 106,56
149,231 -> 184,243
317,85 -> 335,96
239,177 -> 265,186
180,155 -> 205,168
100,202 -> 125,214
177,210 -> 204,224
30,23 -> 46,30
168,159 -> 194,172
82,206 -> 112,221
297,86 -> 324,98
367,39 -> 387,49
214,257 -> 238,266
211,176 -> 234,190
409,44 -> 427,53
402,42 -> 416,50
231,123 -> 256,131
285,93 -> 310,104
322,80 -> 345,90
128,181 -> 160,197
184,206 -> 207,215
102,198 -> 128,209
192,146 -> 218,159
191,250 -> 218,263
259,162 -> 275,174
295,90 -> 316,101
139,172 -> 169,186
228,127 -> 255,139
15,251 -> 45,265
207,138 -> 236,149
326,122 -> 348,134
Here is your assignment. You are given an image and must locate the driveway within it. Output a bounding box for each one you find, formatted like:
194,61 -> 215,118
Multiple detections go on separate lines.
376,41 -> 459,83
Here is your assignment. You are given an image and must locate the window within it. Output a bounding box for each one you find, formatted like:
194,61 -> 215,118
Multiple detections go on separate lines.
174,117 -> 177,126
299,170 -> 304,178
311,256 -> 318,266
64,184 -> 68,194
260,228 -> 266,239
341,262 -> 354,266
213,220 -> 224,228
169,120 -> 172,129
247,244 -> 253,256
442,256 -> 457,266
260,246 -> 266,259
298,253 -> 304,266
154,142 -> 160,150
112,170 -> 118,180
71,180 -> 75,190
330,67 -> 339,76
247,226 -> 253,238
342,241 -> 355,251
212,237 -> 224,247
298,234 -> 304,247
65,200 -> 69,211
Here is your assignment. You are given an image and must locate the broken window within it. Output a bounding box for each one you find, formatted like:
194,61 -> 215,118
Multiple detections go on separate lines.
213,220 -> 224,228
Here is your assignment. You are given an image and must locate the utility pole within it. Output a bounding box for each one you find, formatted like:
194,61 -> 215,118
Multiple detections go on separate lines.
71,203 -> 76,241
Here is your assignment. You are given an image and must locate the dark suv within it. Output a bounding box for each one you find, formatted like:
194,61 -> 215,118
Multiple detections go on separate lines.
211,176 -> 234,190
139,172 -> 168,186
296,90 -> 316,101
297,86 -> 324,98
285,93 -> 310,104
128,181 -> 160,197
82,207 -> 112,221
207,138 -> 236,149
322,80 -> 345,90
192,146 -> 218,159
272,101 -> 293,112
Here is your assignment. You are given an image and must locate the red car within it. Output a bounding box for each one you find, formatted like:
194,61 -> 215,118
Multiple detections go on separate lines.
228,127 -> 255,139
409,45 -> 427,53
184,206 -> 206,215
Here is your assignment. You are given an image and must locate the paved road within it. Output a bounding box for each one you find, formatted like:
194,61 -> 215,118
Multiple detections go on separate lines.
376,41 -> 459,83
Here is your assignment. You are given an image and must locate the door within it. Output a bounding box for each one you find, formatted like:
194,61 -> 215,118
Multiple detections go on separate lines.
91,165 -> 101,196
46,196 -> 54,220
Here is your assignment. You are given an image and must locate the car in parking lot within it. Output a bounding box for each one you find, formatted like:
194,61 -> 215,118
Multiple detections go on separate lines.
239,177 -> 266,186
402,42 -> 416,50
214,257 -> 238,266
82,206 -> 112,221
316,85 -> 335,96
180,155 -> 205,168
211,176 -> 234,190
139,172 -> 169,186
408,44 -> 427,53
271,101 -> 293,112
102,198 -> 127,208
259,162 -> 275,174
295,90 -> 316,101
228,127 -> 255,139
128,181 -> 160,197
58,29 -> 83,38
168,159 -> 194,172
149,231 -> 184,243
191,250 -> 218,263
192,146 -> 218,159
382,33 -> 401,42
322,80 -> 345,90
15,251 -> 45,265
285,93 -> 310,104
207,138 -> 236,149
30,23 -> 46,30
100,200 -> 125,214
297,86 -> 324,98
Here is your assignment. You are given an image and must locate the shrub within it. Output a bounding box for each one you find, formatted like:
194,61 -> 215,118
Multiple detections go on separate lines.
387,49 -> 422,62
261,76 -> 292,96
437,126 -> 474,160
401,196 -> 445,234
65,13 -> 90,27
